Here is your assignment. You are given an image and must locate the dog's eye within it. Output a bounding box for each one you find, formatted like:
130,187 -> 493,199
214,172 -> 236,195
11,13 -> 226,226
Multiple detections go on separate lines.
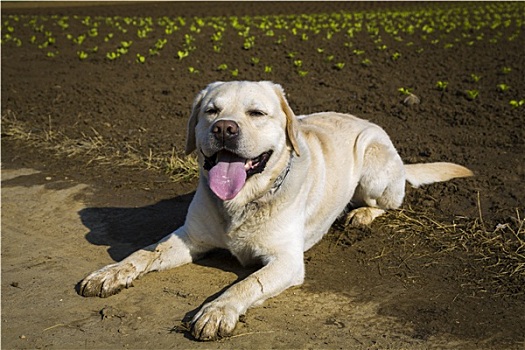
248,110 -> 266,117
205,107 -> 220,115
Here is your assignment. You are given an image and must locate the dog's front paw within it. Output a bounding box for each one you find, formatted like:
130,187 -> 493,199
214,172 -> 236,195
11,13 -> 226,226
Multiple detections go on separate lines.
79,263 -> 137,298
191,301 -> 240,341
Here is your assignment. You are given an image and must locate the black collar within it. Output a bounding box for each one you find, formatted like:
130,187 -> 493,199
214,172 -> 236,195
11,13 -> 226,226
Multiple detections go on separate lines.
269,152 -> 293,195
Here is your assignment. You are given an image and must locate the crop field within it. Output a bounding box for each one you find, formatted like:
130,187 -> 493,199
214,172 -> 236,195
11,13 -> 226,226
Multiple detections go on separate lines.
2,2 -> 524,82
1,1 -> 524,349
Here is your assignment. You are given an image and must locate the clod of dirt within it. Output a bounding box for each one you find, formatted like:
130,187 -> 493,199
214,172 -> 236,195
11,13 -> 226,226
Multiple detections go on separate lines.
99,306 -> 127,320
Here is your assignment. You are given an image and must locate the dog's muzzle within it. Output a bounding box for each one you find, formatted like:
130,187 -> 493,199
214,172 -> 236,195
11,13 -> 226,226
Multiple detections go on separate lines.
203,149 -> 273,201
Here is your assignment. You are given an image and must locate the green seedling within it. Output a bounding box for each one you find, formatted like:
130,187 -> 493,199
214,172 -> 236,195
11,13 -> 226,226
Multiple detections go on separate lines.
164,26 -> 175,35
155,38 -> 167,50
398,87 -> 413,95
73,34 -> 86,45
106,51 -> 119,60
136,54 -> 146,63
391,52 -> 401,61
497,84 -> 509,92
436,81 -> 449,92
183,34 -> 194,45
509,99 -> 524,108
12,37 -> 22,47
264,65 -> 272,73
501,67 -> 512,75
361,58 -> 372,66
217,63 -> 228,71
293,60 -> 302,68
37,40 -> 49,49
465,89 -> 479,100
57,18 -> 69,30
211,31 -> 223,42
104,33 -> 114,42
334,62 -> 345,70
188,66 -> 199,74
297,70 -> 308,77
470,73 -> 481,83
243,36 -> 255,50
117,47 -> 129,55
177,50 -> 189,60
250,57 -> 260,65
77,50 -> 88,60
275,35 -> 286,45
231,68 -> 239,77
81,16 -> 91,26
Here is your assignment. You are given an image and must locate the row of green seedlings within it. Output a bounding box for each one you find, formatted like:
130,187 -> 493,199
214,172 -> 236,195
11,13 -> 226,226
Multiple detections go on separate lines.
397,68 -> 524,107
2,1 -> 522,62
0,12 -> 399,75
3,13 -> 523,93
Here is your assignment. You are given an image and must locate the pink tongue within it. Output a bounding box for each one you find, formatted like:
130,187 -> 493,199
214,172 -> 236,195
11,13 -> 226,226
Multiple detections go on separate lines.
208,151 -> 247,200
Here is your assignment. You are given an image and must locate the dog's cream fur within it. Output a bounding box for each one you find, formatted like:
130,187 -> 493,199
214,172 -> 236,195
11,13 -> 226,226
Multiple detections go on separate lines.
80,81 -> 473,340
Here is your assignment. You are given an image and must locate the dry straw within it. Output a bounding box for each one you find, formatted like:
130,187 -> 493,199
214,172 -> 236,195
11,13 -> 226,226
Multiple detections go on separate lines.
2,110 -> 199,182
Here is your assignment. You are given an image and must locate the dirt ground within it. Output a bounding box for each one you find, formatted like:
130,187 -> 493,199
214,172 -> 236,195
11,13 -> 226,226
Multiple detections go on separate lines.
2,1 -> 525,349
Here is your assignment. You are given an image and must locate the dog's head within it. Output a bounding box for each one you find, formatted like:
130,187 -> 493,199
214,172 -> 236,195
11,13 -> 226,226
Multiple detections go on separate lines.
185,81 -> 300,201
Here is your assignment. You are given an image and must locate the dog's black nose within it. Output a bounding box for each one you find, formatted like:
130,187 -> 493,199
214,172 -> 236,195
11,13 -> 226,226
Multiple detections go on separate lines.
212,120 -> 239,141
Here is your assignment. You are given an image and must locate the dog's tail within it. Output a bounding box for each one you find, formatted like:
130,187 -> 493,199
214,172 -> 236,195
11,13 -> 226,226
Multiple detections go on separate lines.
404,162 -> 473,188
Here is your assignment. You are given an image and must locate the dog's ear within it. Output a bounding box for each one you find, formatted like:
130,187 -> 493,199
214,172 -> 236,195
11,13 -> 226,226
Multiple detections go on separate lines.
273,83 -> 301,156
185,82 -> 222,155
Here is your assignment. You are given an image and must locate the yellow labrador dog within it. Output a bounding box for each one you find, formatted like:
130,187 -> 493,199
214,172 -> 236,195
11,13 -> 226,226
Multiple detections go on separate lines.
80,81 -> 472,340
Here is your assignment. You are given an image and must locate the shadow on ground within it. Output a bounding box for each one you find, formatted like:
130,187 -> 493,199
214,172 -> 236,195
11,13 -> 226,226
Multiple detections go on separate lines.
79,193 -> 194,261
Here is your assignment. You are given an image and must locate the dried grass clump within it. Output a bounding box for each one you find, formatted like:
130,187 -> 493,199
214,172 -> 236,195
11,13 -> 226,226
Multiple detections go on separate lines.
1,111 -> 199,182
376,198 -> 524,295
145,148 -> 199,182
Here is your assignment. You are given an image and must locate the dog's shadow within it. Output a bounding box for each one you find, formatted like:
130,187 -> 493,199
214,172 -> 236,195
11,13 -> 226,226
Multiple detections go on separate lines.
79,192 -> 257,340
79,193 -> 194,262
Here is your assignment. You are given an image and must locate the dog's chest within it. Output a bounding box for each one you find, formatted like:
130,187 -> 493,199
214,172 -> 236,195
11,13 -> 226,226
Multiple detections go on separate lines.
221,201 -> 276,263
224,200 -> 271,235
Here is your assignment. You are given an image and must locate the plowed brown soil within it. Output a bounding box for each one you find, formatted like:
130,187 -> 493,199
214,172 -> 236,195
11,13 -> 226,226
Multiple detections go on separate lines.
2,2 -> 524,349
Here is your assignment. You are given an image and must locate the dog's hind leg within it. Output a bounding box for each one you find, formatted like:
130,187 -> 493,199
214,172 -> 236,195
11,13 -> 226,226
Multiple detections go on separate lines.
345,142 -> 406,226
